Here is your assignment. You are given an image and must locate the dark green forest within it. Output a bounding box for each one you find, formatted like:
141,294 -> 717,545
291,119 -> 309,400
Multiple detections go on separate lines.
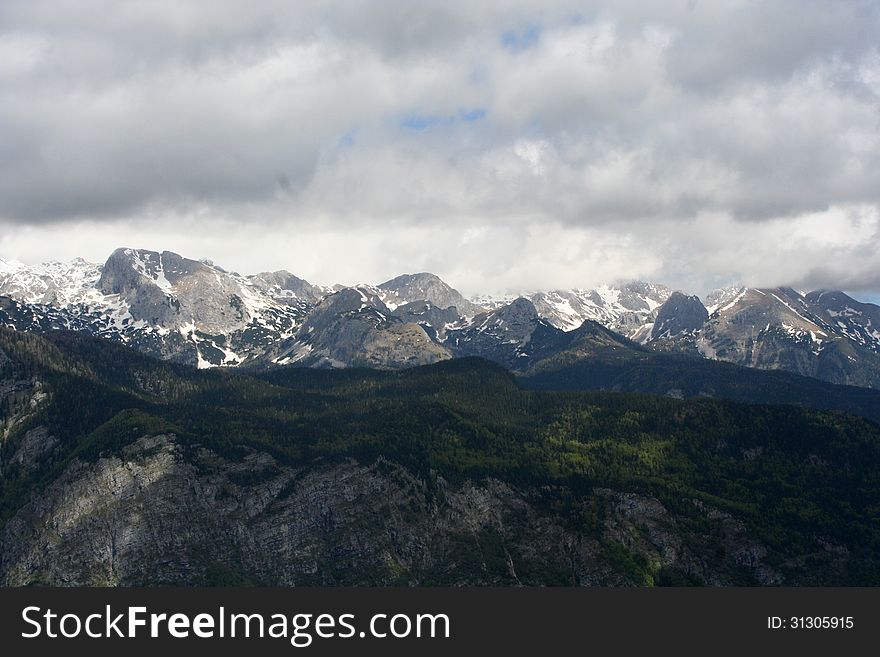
2,328 -> 880,585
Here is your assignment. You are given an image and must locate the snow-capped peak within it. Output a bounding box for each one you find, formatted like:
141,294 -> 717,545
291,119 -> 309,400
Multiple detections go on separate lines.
0,257 -> 27,276
0,257 -> 103,306
523,282 -> 671,338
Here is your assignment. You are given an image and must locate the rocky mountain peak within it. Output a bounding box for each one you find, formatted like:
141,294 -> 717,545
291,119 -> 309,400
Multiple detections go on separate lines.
805,290 -> 880,353
617,281 -> 671,311
494,296 -> 539,321
2,246 -> 880,385
443,297 -> 562,369
320,287 -> 389,315
295,287 -> 392,343
651,292 -> 708,340
0,258 -> 24,276
0,257 -> 102,306
248,270 -> 324,305
98,248 -> 284,337
390,300 -> 464,341
525,282 -> 670,339
98,248 -> 204,296
378,272 -> 481,316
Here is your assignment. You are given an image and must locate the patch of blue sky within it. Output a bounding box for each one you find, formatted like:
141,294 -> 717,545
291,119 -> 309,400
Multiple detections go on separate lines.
337,129 -> 357,147
399,108 -> 487,131
400,114 -> 444,131
849,291 -> 880,305
501,25 -> 540,52
459,108 -> 486,122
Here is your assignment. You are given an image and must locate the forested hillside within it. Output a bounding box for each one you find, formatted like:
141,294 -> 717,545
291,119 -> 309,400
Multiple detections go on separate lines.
2,328 -> 879,586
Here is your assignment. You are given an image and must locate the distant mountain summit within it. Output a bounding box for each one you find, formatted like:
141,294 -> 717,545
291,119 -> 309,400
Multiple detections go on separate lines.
264,286 -> 451,369
650,287 -> 880,388
0,256 -> 102,306
502,282 -> 671,341
2,247 -> 879,389
99,248 -> 260,334
1,248 -> 308,367
248,270 -> 326,305
378,272 -> 482,316
651,292 -> 708,340
445,297 -> 562,369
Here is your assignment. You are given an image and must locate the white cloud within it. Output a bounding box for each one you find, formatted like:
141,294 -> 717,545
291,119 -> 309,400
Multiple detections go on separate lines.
0,0 -> 878,296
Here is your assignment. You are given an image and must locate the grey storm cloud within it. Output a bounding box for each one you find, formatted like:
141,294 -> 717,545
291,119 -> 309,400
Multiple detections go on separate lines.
0,0 -> 878,295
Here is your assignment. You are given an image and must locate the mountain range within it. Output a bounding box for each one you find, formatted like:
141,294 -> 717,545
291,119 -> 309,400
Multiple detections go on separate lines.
2,247 -> 879,393
3,248 -> 880,586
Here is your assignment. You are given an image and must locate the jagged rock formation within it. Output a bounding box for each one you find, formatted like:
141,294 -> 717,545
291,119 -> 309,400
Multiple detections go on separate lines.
2,248 -> 880,389
3,433 -> 783,586
651,292 -> 709,340
650,287 -> 880,389
390,301 -> 465,341
525,282 -> 671,340
445,298 -> 563,369
248,270 -> 325,305
378,272 -> 482,316
263,287 -> 452,369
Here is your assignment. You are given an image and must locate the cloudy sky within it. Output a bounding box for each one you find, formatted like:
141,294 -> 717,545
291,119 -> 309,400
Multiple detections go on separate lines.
0,0 -> 878,298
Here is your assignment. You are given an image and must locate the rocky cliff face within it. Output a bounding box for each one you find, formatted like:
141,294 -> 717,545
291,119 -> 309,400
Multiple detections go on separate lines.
390,301 -> 465,341
4,249 -> 313,369
649,287 -> 880,389
378,272 -> 482,317
651,292 -> 709,340
99,248 -> 258,335
805,290 -> 880,351
1,431 -> 787,586
248,270 -> 325,305
445,298 -> 564,369
266,287 -> 452,369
